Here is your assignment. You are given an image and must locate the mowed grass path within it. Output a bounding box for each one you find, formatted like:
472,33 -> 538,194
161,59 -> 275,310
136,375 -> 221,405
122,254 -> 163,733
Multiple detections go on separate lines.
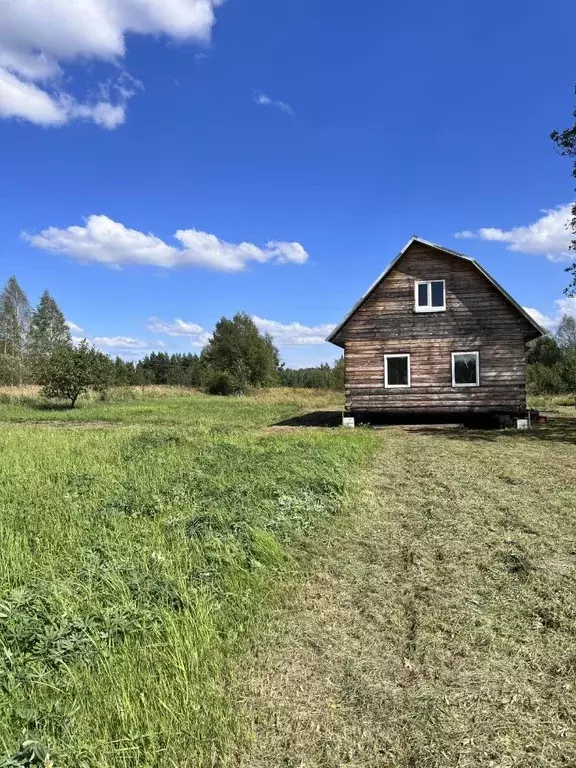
0,389 -> 377,767
246,414 -> 576,767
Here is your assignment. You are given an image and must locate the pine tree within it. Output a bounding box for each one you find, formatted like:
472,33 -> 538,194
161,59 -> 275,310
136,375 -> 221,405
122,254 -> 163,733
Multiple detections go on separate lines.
0,276 -> 31,385
28,291 -> 71,372
113,356 -> 138,386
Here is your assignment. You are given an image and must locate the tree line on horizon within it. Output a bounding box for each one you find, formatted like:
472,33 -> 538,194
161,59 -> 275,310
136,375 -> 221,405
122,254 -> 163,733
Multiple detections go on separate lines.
0,276 -> 344,404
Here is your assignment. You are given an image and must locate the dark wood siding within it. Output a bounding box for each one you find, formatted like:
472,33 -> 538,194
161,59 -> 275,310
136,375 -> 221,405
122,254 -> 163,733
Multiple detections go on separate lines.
342,243 -> 533,413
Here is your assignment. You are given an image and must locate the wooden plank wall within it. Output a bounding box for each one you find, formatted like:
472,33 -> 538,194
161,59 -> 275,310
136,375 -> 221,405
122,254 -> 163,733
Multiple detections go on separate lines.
343,243 -> 532,413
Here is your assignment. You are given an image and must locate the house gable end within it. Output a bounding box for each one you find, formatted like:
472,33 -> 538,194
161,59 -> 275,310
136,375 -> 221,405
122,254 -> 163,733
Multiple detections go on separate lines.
327,238 -> 544,347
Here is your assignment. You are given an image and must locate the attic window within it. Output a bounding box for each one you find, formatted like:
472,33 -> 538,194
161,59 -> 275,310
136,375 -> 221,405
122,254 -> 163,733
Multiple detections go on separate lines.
415,280 -> 446,312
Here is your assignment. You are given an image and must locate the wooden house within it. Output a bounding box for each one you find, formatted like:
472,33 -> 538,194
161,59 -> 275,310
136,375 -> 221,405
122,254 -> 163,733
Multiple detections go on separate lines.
327,237 -> 544,417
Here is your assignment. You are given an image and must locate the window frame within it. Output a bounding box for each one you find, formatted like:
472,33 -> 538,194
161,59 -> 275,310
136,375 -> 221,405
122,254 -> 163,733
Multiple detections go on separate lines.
384,353 -> 411,389
414,279 -> 446,313
451,351 -> 480,388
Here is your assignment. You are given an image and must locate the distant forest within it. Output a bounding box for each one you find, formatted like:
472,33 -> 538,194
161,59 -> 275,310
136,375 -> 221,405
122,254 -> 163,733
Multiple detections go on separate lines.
125,353 -> 344,391
0,275 -> 344,392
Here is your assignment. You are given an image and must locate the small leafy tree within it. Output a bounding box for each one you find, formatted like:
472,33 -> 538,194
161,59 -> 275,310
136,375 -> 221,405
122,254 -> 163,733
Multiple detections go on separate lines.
90,347 -> 116,396
39,340 -> 114,407
201,313 -> 280,393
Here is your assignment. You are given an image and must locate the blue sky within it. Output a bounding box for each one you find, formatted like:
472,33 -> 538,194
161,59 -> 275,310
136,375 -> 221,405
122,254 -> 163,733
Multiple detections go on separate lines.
0,0 -> 575,366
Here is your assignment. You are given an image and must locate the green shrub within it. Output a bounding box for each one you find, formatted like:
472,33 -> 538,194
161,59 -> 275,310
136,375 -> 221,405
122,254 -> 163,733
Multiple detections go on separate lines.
527,363 -> 565,395
203,370 -> 241,396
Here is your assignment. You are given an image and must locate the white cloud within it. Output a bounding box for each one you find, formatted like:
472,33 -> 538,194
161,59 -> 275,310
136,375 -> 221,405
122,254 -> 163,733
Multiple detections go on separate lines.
24,215 -> 309,272
190,332 -> 212,349
94,335 -> 170,358
0,67 -> 67,126
147,317 -> 204,336
455,204 -> 574,262
0,0 -> 223,128
252,316 -> 336,346
66,320 -> 84,333
146,315 -> 337,350
253,91 -> 294,115
522,307 -> 556,331
523,297 -> 576,331
554,297 -> 576,318
69,315 -> 340,360
147,316 -> 210,347
93,335 -> 150,350
0,67 -> 135,128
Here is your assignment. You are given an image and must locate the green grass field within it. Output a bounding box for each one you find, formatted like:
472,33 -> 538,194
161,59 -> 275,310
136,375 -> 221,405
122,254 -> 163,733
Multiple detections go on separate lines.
1,388 -> 575,768
0,388 -> 377,767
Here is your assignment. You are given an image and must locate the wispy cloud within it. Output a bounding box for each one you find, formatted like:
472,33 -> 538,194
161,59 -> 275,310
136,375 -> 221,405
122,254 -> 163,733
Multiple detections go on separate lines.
0,0 -> 224,128
522,307 -> 556,331
455,203 -> 574,263
252,316 -> 336,346
147,317 -> 211,348
93,336 -> 150,350
66,320 -> 84,333
523,296 -> 576,330
147,318 -> 204,337
253,91 -> 294,116
69,330 -> 163,359
66,314 -> 338,360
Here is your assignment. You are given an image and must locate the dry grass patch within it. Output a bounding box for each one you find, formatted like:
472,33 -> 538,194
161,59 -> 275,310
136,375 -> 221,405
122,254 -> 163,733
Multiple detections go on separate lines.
243,417 -> 576,768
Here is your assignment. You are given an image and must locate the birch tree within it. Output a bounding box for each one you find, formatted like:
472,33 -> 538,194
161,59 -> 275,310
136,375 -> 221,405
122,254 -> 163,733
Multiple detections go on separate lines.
0,276 -> 31,385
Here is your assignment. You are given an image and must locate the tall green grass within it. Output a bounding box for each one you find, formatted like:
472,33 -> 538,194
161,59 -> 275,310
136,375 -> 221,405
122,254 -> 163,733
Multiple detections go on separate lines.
0,391 -> 375,767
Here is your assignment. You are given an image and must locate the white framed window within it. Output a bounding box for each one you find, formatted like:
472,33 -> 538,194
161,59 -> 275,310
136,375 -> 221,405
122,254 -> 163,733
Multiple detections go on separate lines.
452,351 -> 480,387
385,354 -> 411,388
414,280 -> 446,312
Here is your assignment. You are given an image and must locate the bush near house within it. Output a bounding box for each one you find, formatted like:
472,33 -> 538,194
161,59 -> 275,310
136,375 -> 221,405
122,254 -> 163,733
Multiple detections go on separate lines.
526,315 -> 576,396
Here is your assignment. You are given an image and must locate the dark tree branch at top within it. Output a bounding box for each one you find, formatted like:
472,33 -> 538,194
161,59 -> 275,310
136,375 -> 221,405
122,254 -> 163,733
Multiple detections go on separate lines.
551,85 -> 576,296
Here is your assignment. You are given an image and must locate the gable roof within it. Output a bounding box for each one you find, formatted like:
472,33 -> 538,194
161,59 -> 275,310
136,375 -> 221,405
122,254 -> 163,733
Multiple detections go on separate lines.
327,236 -> 545,345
